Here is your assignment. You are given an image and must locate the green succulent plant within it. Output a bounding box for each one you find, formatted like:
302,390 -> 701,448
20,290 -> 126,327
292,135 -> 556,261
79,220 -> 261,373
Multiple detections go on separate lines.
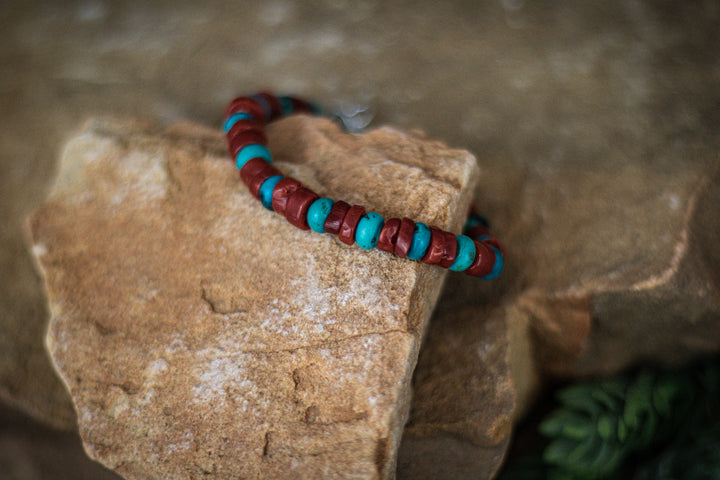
497,358 -> 720,480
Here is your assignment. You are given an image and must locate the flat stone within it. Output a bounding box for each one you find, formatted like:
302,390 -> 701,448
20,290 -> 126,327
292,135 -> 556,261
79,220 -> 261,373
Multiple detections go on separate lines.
397,267 -> 536,480
31,115 -> 478,479
398,302 -> 514,480
498,142 -> 720,377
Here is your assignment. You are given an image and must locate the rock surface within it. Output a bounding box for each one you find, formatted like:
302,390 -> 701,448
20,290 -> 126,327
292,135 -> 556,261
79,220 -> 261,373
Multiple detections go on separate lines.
398,297 -> 515,480
504,159 -> 720,376
2,2 -> 720,478
397,254 -> 536,479
31,116 -> 479,479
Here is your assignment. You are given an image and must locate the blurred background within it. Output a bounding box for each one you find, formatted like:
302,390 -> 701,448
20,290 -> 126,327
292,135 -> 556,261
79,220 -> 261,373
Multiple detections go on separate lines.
1,1 -> 719,478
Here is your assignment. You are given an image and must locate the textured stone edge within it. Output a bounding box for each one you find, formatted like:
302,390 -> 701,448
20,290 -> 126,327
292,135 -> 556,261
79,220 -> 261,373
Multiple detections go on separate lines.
35,117 -> 481,479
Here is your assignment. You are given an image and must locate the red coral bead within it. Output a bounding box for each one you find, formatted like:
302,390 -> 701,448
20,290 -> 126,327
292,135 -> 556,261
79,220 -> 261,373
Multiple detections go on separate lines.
288,96 -> 315,114
257,92 -> 283,121
394,218 -> 416,258
225,97 -> 267,124
285,188 -> 320,230
227,119 -> 265,143
377,218 -> 401,253
484,237 -> 505,255
464,224 -> 491,240
338,205 -> 366,245
271,178 -> 303,215
438,230 -> 458,269
240,159 -> 282,199
323,201 -> 351,235
239,157 -> 270,187
421,227 -> 446,265
228,131 -> 268,158
464,241 -> 496,277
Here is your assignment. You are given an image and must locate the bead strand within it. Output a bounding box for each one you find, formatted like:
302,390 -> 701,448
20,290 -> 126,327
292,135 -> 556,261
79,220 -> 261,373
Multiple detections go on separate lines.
223,92 -> 504,279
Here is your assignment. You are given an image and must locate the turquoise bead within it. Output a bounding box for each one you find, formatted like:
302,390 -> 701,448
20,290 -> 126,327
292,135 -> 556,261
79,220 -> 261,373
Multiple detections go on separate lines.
463,215 -> 481,230
309,102 -> 323,115
480,246 -> 504,280
307,198 -> 335,233
449,235 -> 476,271
279,96 -> 294,115
223,112 -> 253,132
259,175 -> 283,210
355,212 -> 384,250
407,222 -> 431,260
236,144 -> 272,170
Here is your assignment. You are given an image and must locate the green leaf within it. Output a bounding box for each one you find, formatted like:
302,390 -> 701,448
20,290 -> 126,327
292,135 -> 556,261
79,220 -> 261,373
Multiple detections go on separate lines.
557,384 -> 602,417
544,438 -> 578,465
566,433 -> 603,466
596,414 -> 616,441
591,384 -> 623,413
616,417 -> 628,443
540,411 -> 593,440
651,377 -> 683,417
623,372 -> 656,438
597,379 -> 627,400
652,373 -> 695,424
584,438 -> 625,477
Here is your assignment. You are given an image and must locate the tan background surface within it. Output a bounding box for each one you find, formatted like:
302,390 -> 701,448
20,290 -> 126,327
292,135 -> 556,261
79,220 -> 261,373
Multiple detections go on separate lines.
1,1 -> 719,478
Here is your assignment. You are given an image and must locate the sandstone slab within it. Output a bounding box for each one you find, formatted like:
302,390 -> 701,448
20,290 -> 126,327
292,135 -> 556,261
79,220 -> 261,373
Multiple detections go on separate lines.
398,298 -> 515,480
31,115 -> 478,479
500,153 -> 720,377
397,255 -> 535,480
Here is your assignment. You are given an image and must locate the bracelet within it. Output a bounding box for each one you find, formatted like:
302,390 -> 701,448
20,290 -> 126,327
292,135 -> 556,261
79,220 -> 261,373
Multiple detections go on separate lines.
222,92 -> 504,279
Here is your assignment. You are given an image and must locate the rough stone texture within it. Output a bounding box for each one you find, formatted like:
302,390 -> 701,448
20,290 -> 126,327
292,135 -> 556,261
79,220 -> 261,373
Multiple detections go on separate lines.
397,256 -> 537,480
505,160 -> 720,376
31,115 -> 478,480
398,300 -> 515,480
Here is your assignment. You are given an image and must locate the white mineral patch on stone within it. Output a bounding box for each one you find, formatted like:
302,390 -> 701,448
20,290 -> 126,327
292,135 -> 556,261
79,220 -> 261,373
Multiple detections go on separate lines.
31,243 -> 47,257
192,355 -> 249,405
166,431 -> 194,455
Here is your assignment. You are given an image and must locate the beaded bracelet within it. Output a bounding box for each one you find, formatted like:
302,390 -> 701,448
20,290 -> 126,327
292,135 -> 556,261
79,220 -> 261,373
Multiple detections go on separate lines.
223,92 -> 504,279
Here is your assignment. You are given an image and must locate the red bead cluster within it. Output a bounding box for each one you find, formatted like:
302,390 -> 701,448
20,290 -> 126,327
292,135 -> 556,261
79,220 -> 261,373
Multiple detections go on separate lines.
462,217 -> 504,277
224,94 -> 315,161
239,158 -> 279,198
224,92 -> 505,279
